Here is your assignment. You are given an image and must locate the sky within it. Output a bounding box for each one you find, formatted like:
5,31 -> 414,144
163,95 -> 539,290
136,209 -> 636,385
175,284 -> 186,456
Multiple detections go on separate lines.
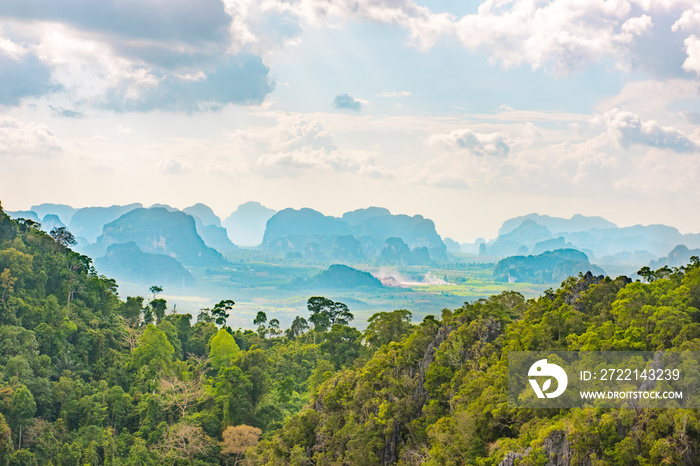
2,0 -> 700,242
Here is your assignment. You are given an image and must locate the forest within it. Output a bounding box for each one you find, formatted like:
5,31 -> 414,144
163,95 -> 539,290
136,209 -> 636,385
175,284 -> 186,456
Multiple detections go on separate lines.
1,201 -> 700,465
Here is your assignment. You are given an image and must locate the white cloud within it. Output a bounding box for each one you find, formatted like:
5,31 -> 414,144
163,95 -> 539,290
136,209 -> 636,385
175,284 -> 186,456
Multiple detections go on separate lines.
622,15 -> 653,35
376,91 -> 411,97
681,34 -> 700,74
604,107 -> 697,152
0,114 -> 63,157
428,128 -> 510,156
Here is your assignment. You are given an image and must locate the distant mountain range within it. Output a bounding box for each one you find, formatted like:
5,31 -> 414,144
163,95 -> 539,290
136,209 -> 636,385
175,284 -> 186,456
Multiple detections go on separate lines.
7,203 -> 700,284
262,207 -> 447,263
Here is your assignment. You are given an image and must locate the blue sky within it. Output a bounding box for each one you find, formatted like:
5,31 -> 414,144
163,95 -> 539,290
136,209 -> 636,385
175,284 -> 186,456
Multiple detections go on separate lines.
2,0 -> 700,241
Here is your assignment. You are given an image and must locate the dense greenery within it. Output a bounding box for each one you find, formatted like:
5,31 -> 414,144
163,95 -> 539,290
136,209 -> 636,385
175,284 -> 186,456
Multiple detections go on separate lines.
251,267 -> 700,465
4,201 -> 700,465
0,204 -> 388,465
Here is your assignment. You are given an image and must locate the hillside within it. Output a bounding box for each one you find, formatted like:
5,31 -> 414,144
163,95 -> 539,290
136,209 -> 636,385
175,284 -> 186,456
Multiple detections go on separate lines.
252,260 -> 700,465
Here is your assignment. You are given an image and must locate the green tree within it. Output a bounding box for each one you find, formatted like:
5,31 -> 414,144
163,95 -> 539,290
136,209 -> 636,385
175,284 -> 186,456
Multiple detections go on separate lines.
320,324 -> 362,369
10,385 -> 36,450
49,227 -> 76,248
212,299 -> 235,328
209,329 -> 240,370
286,316 -> 309,340
150,298 -> 167,325
131,324 -> 175,381
363,309 -> 413,349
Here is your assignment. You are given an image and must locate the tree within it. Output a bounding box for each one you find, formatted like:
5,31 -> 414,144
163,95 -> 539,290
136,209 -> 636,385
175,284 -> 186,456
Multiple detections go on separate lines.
49,227 -> 76,248
254,311 -> 268,339
149,285 -> 163,300
160,373 -> 204,419
131,324 -> 175,381
307,297 -> 353,342
286,316 -> 309,339
253,311 -> 267,326
160,422 -> 214,466
150,298 -> 167,325
320,324 -> 362,369
220,425 -> 262,466
212,299 -> 235,328
209,329 -> 240,370
10,385 -> 36,450
363,309 -> 413,349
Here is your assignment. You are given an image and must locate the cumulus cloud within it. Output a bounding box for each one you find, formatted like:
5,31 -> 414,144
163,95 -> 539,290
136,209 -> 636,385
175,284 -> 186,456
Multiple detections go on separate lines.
0,114 -> 63,157
681,35 -> 700,75
429,128 -> 510,157
333,93 -> 362,111
604,108 -> 696,152
251,116 -> 389,176
0,1 -> 274,112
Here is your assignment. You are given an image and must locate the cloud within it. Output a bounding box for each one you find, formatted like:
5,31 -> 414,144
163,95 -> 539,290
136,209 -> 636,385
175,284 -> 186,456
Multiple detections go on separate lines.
604,108 -> 696,153
160,156 -> 189,174
429,128 -> 510,156
333,93 -> 362,111
0,1 -> 275,112
681,35 -> 700,75
248,115 -> 390,177
0,0 -> 232,48
0,52 -> 55,105
0,114 -> 63,157
376,91 -> 411,97
100,54 -> 273,112
49,106 -> 84,118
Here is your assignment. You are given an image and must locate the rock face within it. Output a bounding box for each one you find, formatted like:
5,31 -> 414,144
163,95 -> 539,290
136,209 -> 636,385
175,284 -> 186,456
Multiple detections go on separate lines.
543,430 -> 571,466
498,430 -> 570,466
498,449 -> 532,466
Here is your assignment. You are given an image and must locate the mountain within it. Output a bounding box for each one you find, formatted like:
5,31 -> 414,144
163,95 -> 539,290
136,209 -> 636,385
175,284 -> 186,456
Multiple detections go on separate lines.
30,203 -> 76,225
92,207 -> 225,267
493,248 -> 606,284
341,207 -> 391,225
262,208 -> 447,262
223,201 -> 277,246
183,203 -> 221,227
499,213 -> 617,235
6,210 -> 40,223
484,219 -> 553,257
649,244 -> 700,269
68,203 -> 142,243
41,214 -> 66,232
95,242 -> 194,286
193,217 -> 237,254
308,264 -> 383,289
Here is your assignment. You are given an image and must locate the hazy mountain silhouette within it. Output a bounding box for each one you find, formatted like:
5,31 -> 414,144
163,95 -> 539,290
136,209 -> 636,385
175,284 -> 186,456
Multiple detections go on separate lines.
183,203 -> 221,227
92,207 -> 225,267
95,242 -> 194,286
494,249 -> 605,284
223,201 -> 277,246
499,213 -> 617,235
68,203 -> 142,243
